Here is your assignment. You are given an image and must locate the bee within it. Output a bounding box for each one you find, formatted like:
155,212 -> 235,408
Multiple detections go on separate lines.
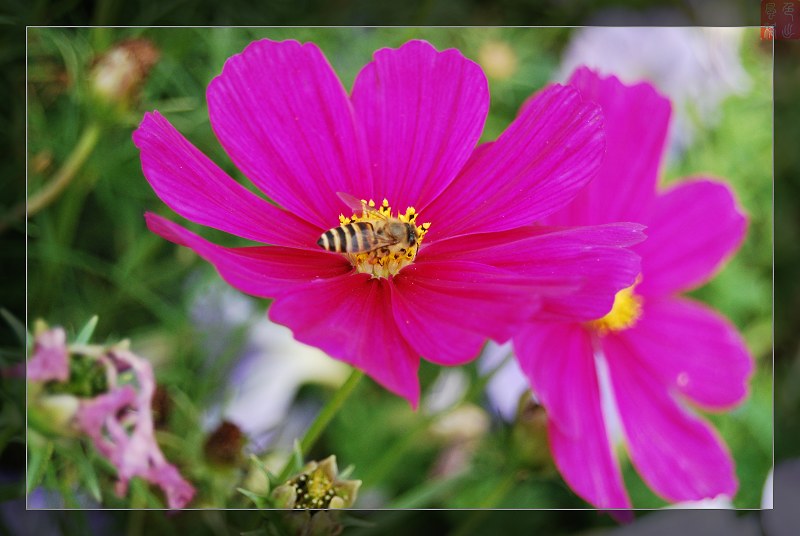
317,194 -> 418,256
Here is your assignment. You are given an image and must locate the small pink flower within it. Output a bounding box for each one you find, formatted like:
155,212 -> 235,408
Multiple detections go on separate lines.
135,39 -> 644,407
27,328 -> 195,509
512,68 -> 753,508
27,327 -> 69,382
75,348 -> 195,509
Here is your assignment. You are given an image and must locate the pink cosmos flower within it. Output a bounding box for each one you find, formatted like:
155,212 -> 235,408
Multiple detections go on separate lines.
134,39 -> 645,408
27,330 -> 195,509
512,68 -> 753,509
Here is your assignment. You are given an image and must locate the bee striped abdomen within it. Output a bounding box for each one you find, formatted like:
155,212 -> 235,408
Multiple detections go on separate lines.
317,221 -> 376,253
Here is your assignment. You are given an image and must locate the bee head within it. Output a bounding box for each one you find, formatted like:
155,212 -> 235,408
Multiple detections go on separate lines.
405,223 -> 417,247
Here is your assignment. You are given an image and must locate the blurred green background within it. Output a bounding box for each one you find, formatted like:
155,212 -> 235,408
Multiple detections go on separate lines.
1,21 -> 782,535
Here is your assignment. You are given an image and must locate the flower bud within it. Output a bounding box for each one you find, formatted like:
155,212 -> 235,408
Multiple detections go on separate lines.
271,455 -> 361,509
203,420 -> 247,467
89,38 -> 159,109
151,384 -> 172,429
477,40 -> 518,81
512,393 -> 555,472
29,393 -> 80,436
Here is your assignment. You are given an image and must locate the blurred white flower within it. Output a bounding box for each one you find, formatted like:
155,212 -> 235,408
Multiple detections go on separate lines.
478,341 -> 529,421
762,466 -> 773,509
558,21 -> 751,158
424,368 -> 469,415
663,494 -> 734,509
191,279 -> 349,448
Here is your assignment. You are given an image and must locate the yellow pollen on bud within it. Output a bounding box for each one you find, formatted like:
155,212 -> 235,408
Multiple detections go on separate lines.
343,199 -> 430,279
589,283 -> 643,335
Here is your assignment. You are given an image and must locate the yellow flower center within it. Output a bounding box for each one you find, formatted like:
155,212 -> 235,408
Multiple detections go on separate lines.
288,469 -> 336,509
339,198 -> 431,279
589,282 -> 643,335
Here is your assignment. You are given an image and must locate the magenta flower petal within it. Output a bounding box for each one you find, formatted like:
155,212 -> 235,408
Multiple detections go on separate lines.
424,84 -> 604,239
543,68 -> 672,226
423,223 -> 644,321
27,327 -> 69,382
390,282 -> 485,367
145,213 -> 351,298
351,40 -> 488,211
636,178 -> 747,296
614,296 -> 752,409
513,321 -> 631,509
207,39 -> 370,228
133,111 -> 321,249
268,275 -> 421,406
391,261 -> 541,365
602,333 -> 738,502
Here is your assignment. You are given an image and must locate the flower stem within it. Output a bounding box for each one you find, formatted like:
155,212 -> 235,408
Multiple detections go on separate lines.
1,122 -> 101,233
277,368 -> 364,482
29,122 -> 102,216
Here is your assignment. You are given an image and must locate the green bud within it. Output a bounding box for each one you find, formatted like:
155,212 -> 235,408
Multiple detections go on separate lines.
29,393 -> 80,437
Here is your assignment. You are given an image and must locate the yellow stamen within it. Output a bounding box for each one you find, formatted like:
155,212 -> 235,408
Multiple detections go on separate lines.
343,198 -> 430,279
590,281 -> 643,335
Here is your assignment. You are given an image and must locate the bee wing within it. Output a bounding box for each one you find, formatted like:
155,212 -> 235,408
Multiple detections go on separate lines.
336,191 -> 387,220
337,191 -> 364,212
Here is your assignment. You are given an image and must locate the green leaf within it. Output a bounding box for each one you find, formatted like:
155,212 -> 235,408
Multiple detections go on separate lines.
0,308 -> 28,346
74,450 -> 102,503
26,441 -> 54,493
236,487 -> 267,508
388,474 -> 468,509
249,454 -> 274,492
291,439 -> 304,474
74,315 -> 99,345
339,464 -> 355,480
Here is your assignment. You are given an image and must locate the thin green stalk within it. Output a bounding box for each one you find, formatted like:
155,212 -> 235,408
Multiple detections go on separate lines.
1,122 -> 101,232
361,417 -> 431,486
277,368 -> 364,482
28,122 -> 102,216
450,469 -> 519,536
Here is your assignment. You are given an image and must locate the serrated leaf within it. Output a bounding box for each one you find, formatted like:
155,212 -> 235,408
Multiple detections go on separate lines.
74,315 -> 99,345
26,441 -> 54,493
